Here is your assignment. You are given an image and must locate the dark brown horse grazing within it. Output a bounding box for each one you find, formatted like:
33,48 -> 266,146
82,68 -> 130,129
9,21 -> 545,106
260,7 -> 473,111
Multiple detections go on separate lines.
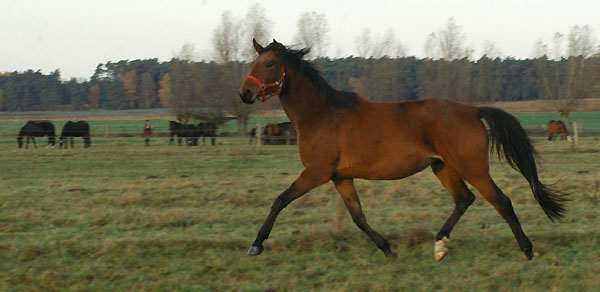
547,120 -> 570,141
17,120 -> 56,148
239,39 -> 567,261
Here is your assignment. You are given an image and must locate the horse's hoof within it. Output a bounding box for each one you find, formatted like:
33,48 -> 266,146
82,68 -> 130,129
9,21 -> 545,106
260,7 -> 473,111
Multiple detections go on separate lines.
247,245 -> 264,256
434,236 -> 449,261
527,250 -> 540,260
434,248 -> 448,261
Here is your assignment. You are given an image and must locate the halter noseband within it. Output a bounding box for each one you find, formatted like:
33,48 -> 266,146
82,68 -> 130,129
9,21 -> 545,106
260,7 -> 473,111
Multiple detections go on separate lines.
246,67 -> 285,102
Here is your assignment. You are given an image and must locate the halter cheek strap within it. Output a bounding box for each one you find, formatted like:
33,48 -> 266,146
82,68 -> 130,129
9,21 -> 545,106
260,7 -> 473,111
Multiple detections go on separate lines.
246,67 -> 286,102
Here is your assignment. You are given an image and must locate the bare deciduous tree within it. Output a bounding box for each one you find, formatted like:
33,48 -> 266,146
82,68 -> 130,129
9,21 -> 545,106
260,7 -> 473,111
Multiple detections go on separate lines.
567,25 -> 597,58
293,11 -> 330,58
355,28 -> 373,57
438,18 -> 468,60
481,40 -> 503,59
211,9 -> 254,134
212,11 -> 243,64
535,25 -> 598,126
419,18 -> 473,103
531,39 -> 548,58
242,4 -> 273,61
355,28 -> 407,58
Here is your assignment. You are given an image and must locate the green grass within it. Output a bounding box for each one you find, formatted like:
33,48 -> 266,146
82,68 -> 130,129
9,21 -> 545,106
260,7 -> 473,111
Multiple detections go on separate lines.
0,136 -> 599,291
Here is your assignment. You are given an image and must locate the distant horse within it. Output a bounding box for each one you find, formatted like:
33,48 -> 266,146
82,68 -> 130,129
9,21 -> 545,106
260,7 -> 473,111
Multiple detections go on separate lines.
547,120 -> 570,141
239,39 -> 568,261
143,120 -> 152,146
183,123 -> 200,146
17,120 -> 56,148
169,121 -> 187,146
198,122 -> 217,145
59,121 -> 91,148
262,122 -> 297,145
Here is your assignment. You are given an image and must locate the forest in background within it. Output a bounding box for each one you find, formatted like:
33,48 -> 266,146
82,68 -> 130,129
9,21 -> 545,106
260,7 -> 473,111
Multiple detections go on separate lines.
1,55 -> 598,110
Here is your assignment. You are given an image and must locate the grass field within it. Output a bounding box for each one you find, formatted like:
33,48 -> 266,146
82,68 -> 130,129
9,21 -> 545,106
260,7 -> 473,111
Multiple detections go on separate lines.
1,135 -> 599,291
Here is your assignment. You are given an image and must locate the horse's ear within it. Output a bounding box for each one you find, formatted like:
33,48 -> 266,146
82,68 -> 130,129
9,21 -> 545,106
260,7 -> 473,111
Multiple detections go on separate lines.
272,39 -> 280,53
253,38 -> 264,54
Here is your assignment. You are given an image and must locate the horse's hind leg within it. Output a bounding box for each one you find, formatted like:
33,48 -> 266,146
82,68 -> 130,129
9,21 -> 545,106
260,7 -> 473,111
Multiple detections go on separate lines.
333,178 -> 396,258
431,160 -> 475,261
466,175 -> 537,260
32,137 -> 37,148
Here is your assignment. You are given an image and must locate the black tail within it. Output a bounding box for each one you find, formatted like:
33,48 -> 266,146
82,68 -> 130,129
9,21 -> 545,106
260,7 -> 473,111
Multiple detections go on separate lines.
478,107 -> 568,221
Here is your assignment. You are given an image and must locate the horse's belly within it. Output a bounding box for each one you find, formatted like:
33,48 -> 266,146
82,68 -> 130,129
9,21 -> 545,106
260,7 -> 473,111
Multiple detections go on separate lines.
335,154 -> 436,180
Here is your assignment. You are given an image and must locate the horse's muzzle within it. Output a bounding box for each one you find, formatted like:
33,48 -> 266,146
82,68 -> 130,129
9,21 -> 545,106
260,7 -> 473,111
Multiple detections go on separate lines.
240,89 -> 256,104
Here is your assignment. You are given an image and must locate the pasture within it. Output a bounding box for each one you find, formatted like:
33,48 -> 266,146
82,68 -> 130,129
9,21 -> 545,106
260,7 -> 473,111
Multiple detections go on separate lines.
0,118 -> 599,291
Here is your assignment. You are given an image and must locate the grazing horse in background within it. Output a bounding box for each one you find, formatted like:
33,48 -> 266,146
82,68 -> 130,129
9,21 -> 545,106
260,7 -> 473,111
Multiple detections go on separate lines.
17,120 -> 56,148
169,121 -> 187,146
183,123 -> 200,146
198,122 -> 217,145
547,120 -> 570,141
239,39 -> 568,261
262,122 -> 297,145
143,120 -> 152,146
59,121 -> 91,148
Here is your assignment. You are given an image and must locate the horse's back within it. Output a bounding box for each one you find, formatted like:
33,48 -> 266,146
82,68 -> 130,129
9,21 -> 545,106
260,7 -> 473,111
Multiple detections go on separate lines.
62,120 -> 89,136
547,120 -> 567,134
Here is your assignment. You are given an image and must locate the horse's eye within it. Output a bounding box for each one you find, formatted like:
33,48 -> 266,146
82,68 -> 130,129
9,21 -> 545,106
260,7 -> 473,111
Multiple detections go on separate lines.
266,62 -> 273,68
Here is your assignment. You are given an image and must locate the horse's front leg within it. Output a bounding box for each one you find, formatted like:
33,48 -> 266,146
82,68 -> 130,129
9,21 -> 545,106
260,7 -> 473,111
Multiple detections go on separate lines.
248,168 -> 331,256
333,178 -> 396,257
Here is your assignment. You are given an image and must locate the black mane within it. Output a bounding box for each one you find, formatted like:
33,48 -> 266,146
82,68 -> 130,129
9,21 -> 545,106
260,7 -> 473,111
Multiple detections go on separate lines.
262,43 -> 358,109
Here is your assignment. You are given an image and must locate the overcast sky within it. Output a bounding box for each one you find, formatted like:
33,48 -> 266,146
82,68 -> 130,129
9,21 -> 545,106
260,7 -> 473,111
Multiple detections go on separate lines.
1,0 -> 599,80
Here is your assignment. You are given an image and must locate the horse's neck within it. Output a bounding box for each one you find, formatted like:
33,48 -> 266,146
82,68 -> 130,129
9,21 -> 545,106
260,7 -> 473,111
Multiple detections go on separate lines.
280,77 -> 330,129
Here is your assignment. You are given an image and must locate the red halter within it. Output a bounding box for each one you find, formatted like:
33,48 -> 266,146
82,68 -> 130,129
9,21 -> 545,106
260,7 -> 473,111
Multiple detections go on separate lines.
246,67 -> 285,102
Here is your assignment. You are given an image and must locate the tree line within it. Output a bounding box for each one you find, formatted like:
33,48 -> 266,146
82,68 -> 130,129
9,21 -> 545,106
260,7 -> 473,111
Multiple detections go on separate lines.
1,55 -> 598,109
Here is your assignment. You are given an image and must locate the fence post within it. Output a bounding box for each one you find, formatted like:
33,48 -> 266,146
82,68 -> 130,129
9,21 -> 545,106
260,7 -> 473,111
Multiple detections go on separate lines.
573,122 -> 579,147
104,125 -> 109,138
256,124 -> 262,151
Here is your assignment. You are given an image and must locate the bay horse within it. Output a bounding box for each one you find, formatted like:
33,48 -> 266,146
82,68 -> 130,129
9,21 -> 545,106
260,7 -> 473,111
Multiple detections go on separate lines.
143,120 -> 152,146
263,122 -> 297,145
239,39 -> 568,261
547,120 -> 570,141
17,120 -> 56,148
59,121 -> 91,148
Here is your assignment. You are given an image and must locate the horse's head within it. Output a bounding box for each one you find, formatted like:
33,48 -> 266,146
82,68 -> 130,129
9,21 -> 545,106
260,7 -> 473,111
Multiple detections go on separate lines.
17,135 -> 23,148
239,39 -> 286,104
58,136 -> 64,149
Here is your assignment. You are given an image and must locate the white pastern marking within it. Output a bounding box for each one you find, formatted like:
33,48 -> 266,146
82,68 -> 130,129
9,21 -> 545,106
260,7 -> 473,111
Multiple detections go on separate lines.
434,236 -> 449,261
